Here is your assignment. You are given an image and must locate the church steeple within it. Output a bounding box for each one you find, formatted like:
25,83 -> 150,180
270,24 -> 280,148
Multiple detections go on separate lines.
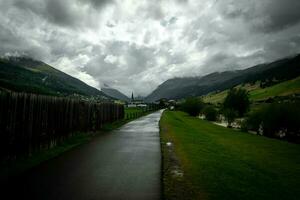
131,92 -> 134,102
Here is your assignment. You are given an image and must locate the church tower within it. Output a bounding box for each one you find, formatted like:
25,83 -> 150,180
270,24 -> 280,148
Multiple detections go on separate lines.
131,92 -> 134,102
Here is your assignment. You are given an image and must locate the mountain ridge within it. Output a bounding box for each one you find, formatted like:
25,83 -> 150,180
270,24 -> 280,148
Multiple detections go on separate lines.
101,84 -> 130,102
145,54 -> 300,102
0,56 -> 109,99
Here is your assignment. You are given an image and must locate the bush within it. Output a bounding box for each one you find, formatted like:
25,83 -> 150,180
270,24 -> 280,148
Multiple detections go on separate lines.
244,102 -> 300,140
244,110 -> 264,133
223,88 -> 250,117
181,97 -> 204,117
203,106 -> 218,121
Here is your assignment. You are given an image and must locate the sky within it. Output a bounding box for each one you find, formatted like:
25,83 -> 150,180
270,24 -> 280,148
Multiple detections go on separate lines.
0,0 -> 300,97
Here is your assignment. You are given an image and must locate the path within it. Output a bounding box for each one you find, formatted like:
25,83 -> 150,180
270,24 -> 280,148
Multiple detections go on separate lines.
1,110 -> 163,200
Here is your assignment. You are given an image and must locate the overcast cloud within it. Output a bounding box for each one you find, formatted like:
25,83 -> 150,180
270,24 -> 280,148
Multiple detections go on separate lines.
0,0 -> 300,96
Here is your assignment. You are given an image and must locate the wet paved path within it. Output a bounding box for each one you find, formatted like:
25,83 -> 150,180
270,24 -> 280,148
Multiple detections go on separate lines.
2,110 -> 163,200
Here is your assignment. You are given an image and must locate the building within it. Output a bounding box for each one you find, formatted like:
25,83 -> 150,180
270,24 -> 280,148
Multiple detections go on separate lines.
127,92 -> 147,108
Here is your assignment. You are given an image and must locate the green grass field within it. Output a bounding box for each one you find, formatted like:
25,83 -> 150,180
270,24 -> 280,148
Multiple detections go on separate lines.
160,111 -> 300,200
202,76 -> 300,104
202,90 -> 228,104
250,77 -> 300,100
125,107 -> 145,115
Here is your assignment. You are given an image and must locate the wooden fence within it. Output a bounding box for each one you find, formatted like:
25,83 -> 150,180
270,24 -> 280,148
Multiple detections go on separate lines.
0,91 -> 124,162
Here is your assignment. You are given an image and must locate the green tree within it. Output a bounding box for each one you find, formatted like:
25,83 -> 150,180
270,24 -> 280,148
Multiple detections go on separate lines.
223,88 -> 250,117
203,105 -> 218,121
223,108 -> 238,127
181,97 -> 204,117
244,102 -> 300,141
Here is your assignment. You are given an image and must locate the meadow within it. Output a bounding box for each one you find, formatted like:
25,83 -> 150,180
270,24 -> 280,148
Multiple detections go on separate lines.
202,76 -> 300,104
160,111 -> 300,200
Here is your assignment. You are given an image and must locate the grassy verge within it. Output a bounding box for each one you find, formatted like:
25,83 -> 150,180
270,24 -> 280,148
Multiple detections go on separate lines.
160,111 -> 300,200
0,108 -> 158,181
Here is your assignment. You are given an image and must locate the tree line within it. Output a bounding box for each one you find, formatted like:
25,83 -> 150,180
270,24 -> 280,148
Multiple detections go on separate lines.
179,88 -> 300,142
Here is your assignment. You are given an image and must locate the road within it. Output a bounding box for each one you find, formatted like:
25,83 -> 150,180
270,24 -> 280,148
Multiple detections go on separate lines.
1,110 -> 163,200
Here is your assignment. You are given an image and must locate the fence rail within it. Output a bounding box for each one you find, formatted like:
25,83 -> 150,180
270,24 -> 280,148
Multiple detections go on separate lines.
0,91 -> 124,162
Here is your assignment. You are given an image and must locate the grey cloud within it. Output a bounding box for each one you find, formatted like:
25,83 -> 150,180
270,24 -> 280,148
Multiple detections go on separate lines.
160,16 -> 178,27
44,0 -> 78,26
263,36 -> 300,60
14,0 -> 43,14
86,0 -> 113,8
256,0 -> 300,32
0,0 -> 300,96
138,1 -> 164,20
217,0 -> 300,33
14,0 -> 113,28
86,41 -> 157,76
202,51 -> 266,74
13,0 -> 78,27
0,23 -> 50,60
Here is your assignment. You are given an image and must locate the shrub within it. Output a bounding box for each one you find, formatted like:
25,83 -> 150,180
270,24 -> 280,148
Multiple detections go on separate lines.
244,110 -> 264,133
223,88 -> 250,117
203,106 -> 218,121
181,97 -> 204,117
244,102 -> 300,140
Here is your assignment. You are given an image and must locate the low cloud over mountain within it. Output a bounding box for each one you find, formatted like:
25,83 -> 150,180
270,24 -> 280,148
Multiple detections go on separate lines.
0,0 -> 299,96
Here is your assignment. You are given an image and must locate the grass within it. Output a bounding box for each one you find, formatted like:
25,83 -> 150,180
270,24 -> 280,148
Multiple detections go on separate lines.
202,76 -> 300,104
250,77 -> 300,100
160,111 -> 300,200
125,107 -> 146,116
202,90 -> 228,104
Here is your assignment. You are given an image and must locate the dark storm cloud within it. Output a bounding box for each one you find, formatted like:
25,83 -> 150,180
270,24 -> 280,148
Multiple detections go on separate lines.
257,0 -> 300,32
13,0 -> 114,28
263,35 -> 300,60
217,0 -> 300,33
0,0 -> 299,96
13,0 -> 78,27
44,0 -> 78,26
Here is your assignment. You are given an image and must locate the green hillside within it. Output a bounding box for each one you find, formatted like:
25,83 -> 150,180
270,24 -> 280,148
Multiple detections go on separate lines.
250,77 -> 300,100
0,57 -> 108,98
203,76 -> 300,104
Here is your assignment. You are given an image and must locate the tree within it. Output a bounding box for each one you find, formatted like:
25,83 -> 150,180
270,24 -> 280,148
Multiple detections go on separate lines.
159,98 -> 167,108
223,88 -> 250,117
181,97 -> 204,117
223,108 -> 237,128
202,105 -> 218,121
244,102 -> 300,141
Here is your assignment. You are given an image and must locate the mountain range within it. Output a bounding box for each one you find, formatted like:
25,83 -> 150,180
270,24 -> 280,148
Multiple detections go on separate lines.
1,54 -> 299,102
0,56 -> 109,98
145,54 -> 300,102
